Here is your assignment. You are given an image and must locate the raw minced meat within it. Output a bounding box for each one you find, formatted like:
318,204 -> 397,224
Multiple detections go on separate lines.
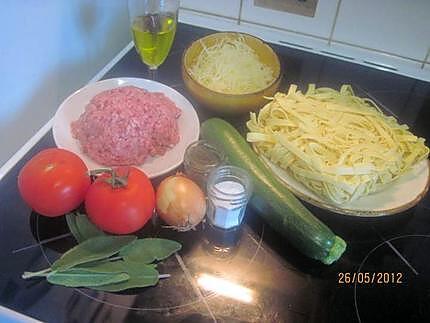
71,86 -> 181,166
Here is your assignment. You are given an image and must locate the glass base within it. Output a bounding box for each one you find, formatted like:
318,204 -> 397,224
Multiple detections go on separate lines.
205,223 -> 242,248
148,67 -> 158,80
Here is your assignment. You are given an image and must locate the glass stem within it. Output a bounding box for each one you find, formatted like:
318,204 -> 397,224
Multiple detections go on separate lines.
148,67 -> 158,81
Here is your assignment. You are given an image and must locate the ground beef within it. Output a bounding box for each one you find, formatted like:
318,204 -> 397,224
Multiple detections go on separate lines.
71,86 -> 181,166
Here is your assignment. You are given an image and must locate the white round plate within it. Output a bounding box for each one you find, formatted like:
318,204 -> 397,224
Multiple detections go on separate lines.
53,78 -> 200,178
258,152 -> 430,217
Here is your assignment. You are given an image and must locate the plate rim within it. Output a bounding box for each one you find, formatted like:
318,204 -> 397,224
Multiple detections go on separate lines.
255,144 -> 430,217
52,77 -> 200,178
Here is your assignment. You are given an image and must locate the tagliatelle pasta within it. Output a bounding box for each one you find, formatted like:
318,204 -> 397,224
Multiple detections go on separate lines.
246,84 -> 429,204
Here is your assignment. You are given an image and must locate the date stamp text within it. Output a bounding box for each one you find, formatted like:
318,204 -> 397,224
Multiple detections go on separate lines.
338,272 -> 403,284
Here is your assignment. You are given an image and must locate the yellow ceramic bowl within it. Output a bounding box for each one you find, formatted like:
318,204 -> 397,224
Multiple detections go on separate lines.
182,32 -> 282,115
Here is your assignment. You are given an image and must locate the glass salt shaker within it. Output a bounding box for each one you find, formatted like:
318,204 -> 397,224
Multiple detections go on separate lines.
205,165 -> 253,251
183,140 -> 225,190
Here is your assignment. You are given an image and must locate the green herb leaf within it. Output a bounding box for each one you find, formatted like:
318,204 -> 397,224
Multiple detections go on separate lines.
119,238 -> 182,264
66,212 -> 106,243
65,213 -> 81,242
93,260 -> 159,292
76,214 -> 106,240
47,269 -> 129,287
74,260 -> 126,273
51,235 -> 136,272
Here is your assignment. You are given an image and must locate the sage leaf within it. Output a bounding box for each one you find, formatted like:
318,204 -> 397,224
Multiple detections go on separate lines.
51,235 -> 136,272
66,212 -> 105,243
119,238 -> 182,264
66,213 -> 81,242
93,260 -> 159,292
47,269 -> 129,287
75,213 -> 106,241
75,260 -> 126,273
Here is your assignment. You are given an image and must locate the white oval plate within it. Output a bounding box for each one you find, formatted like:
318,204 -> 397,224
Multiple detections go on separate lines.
53,78 -> 200,178
259,152 -> 430,217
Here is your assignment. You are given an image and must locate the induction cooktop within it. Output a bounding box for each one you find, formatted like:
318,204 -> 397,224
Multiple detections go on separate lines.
1,23 -> 430,323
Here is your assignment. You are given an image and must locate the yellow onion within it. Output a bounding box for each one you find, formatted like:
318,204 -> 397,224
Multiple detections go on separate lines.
156,174 -> 206,231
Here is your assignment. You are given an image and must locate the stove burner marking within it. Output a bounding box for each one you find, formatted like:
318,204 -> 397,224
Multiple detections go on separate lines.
12,233 -> 72,254
33,215 -> 265,313
385,240 -> 419,275
246,224 -> 265,265
175,253 -> 217,323
354,234 -> 430,323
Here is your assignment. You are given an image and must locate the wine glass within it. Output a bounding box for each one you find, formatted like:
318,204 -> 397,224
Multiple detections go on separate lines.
128,0 -> 179,80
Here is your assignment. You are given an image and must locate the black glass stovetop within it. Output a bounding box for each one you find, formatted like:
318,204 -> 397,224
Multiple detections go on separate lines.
1,23 -> 430,323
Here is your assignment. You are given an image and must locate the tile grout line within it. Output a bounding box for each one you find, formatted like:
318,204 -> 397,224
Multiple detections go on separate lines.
240,18 -> 328,41
259,16 -> 424,64
181,7 -> 326,41
328,0 -> 342,46
2,12 -> 428,183
421,47 -> 430,69
332,39 -> 424,64
238,0 -> 244,25
180,7 -> 427,66
175,253 -> 217,323
180,6 -> 237,22
241,18 -> 425,64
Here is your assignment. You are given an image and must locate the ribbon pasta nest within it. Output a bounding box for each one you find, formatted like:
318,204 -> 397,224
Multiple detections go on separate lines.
247,84 -> 429,205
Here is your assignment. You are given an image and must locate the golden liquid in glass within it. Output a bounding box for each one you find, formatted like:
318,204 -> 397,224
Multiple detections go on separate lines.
132,14 -> 176,68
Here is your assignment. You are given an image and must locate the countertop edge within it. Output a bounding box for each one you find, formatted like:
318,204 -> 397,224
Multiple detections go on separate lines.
0,41 -> 135,182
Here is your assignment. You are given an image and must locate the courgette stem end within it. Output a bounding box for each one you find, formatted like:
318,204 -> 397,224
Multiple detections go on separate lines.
322,236 -> 347,265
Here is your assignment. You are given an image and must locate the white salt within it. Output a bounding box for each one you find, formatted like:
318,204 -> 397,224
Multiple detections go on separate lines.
211,180 -> 245,229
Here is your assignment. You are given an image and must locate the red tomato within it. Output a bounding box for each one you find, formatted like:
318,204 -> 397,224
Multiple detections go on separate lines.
85,167 -> 155,234
18,148 -> 91,217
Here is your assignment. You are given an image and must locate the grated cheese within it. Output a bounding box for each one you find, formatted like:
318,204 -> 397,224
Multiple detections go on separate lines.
187,36 -> 274,94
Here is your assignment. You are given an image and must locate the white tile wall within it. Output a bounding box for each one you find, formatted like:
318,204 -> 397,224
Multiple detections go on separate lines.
332,0 -> 430,61
178,9 -> 328,53
328,42 -> 425,77
179,9 -> 239,31
178,0 -> 430,81
236,21 -> 328,53
240,0 -> 339,38
180,0 -> 241,19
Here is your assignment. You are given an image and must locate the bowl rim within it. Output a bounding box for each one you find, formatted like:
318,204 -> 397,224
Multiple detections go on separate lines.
181,31 -> 282,97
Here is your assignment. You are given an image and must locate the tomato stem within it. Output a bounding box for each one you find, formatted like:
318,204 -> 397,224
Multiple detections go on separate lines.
88,168 -> 113,177
89,167 -> 129,188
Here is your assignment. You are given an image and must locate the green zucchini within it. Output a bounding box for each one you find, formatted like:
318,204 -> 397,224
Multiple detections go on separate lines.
201,118 -> 346,265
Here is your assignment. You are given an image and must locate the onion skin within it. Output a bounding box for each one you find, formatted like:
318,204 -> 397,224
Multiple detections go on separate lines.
156,174 -> 206,231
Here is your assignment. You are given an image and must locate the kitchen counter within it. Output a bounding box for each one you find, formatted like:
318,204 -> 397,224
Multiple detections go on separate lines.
1,23 -> 430,323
